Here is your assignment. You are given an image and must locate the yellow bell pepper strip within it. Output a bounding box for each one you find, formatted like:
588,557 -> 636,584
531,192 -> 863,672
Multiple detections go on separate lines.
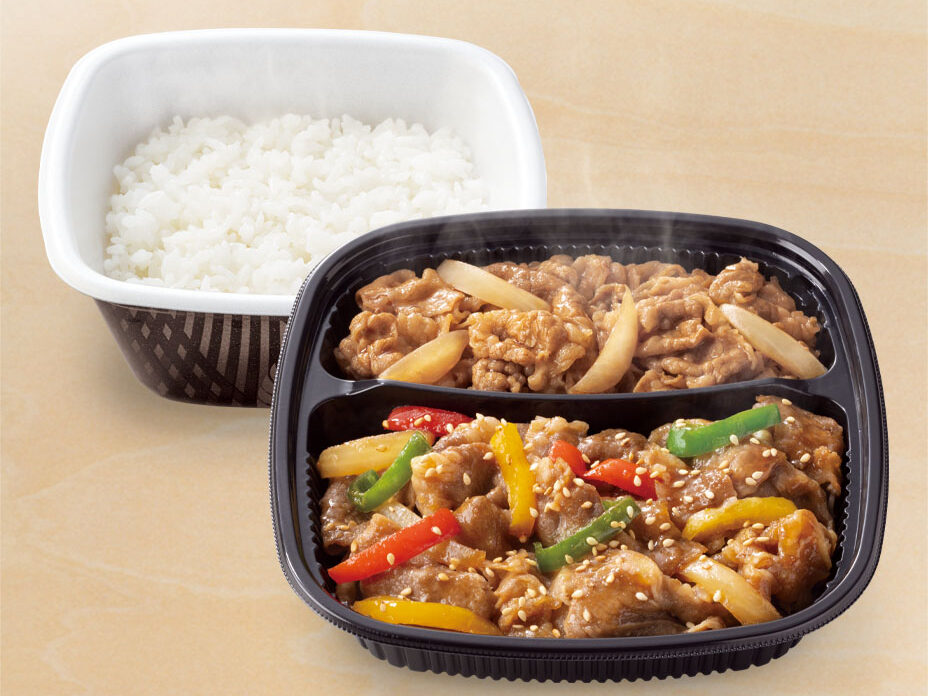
317,430 -> 435,478
666,404 -> 781,458
327,508 -> 460,584
682,497 -> 797,542
490,423 -> 537,540
532,496 -> 640,573
679,556 -> 781,625
353,596 -> 502,635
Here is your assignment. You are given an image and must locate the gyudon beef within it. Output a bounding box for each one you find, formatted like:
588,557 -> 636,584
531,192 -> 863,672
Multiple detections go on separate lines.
335,255 -> 821,393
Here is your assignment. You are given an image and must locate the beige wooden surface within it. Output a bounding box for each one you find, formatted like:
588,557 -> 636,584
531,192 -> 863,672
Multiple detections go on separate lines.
2,1 -> 926,693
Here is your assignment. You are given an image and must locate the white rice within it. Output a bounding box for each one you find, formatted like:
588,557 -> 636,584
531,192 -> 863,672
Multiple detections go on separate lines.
103,114 -> 489,294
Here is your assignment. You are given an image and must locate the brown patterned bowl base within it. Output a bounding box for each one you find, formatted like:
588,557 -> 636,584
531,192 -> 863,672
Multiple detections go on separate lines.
96,300 -> 287,407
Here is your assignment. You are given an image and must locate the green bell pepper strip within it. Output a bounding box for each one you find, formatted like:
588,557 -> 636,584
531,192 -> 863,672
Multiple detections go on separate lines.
347,431 -> 432,512
532,496 -> 640,573
666,404 -> 781,458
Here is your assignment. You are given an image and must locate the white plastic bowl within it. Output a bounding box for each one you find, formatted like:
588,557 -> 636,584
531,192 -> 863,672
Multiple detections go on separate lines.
39,28 -> 547,317
37,29 -> 546,406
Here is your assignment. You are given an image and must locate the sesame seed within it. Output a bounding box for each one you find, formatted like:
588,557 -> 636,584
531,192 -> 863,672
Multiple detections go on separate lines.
749,437 -> 760,445
529,507 -> 539,518
752,522 -> 765,530
529,462 -> 539,472
705,490 -> 715,500
387,553 -> 396,565
462,472 -> 472,485
648,540 -> 656,550
659,522 -> 672,531
571,589 -> 585,598
500,418 -> 508,426
586,536 -> 598,546
649,471 -> 660,479
672,480 -> 686,488
572,477 -> 584,487
336,524 -> 350,530
475,413 -> 484,420
755,536 -> 770,543
582,608 -> 592,622
713,590 -> 723,603
518,609 -> 528,622
400,587 -> 412,596
642,515 -> 654,525
633,475 -> 642,487
662,538 -> 675,548
636,466 -> 648,475
581,453 -> 591,464
562,488 -> 572,499
446,423 -> 454,433
553,480 -> 562,492
785,416 -> 796,424
800,453 -> 811,463
492,556 -> 502,563
552,628 -> 561,638
781,398 -> 792,406
606,572 -> 616,584
526,587 -> 537,598
762,449 -> 772,458
448,561 -> 458,570
744,477 -> 757,486
350,540 -> 358,553
424,414 -> 432,422
682,495 -> 694,503
564,554 -> 575,564
539,585 -> 548,595
581,501 -> 593,509
483,452 -> 494,460
413,417 -> 425,426
437,572 -> 449,581
525,558 -> 537,568
678,469 -> 689,475
608,540 -> 620,548
770,448 -> 778,456
381,420 -> 389,428
533,484 -> 543,493
529,624 -> 538,632
752,470 -> 764,480
635,592 -> 648,602
729,434 -> 739,445
610,521 -> 620,528
627,506 -> 635,517
431,526 -> 442,535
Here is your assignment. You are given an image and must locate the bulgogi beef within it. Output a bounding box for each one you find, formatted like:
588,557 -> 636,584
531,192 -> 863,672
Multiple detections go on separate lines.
320,397 -> 842,637
336,255 -> 821,393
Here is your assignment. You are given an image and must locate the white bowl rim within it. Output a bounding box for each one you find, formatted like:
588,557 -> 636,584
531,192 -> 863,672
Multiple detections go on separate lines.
38,28 -> 547,317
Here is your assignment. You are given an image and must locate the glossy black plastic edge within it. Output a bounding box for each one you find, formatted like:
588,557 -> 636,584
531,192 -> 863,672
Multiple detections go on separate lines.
269,209 -> 888,681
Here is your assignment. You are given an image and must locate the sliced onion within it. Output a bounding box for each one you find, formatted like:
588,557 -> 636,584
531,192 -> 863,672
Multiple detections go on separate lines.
379,330 -> 469,384
437,259 -> 550,312
720,303 -> 826,379
679,557 -> 781,625
317,431 -> 434,478
569,287 -> 638,394
377,501 -> 422,527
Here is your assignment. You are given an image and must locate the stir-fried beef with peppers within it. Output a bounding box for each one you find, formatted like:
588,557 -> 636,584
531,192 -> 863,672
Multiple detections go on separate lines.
335,255 -> 826,393
318,396 -> 842,636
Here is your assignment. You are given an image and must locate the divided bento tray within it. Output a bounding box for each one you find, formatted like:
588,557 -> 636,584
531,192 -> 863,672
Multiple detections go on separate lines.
269,209 -> 887,682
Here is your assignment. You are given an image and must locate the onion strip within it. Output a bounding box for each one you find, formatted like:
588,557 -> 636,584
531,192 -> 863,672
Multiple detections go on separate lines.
317,431 -> 435,478
720,304 -> 826,379
379,330 -> 469,384
679,557 -> 781,625
437,259 -> 549,312
569,287 -> 638,394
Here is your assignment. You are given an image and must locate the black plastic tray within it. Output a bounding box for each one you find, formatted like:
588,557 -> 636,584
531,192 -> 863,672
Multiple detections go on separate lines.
269,209 -> 887,682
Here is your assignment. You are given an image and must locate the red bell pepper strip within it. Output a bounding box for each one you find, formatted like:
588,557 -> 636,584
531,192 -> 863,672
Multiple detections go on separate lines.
550,440 -> 587,476
384,406 -> 473,437
584,458 -> 657,500
328,508 -> 460,584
